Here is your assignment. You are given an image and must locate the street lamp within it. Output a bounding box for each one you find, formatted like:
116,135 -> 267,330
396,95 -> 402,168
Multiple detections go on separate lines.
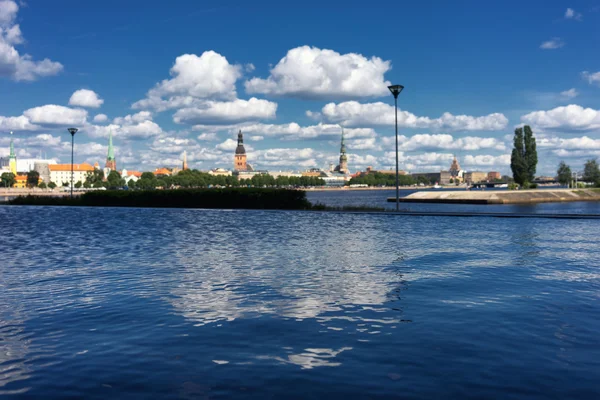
388,84 -> 404,211
67,128 -> 78,197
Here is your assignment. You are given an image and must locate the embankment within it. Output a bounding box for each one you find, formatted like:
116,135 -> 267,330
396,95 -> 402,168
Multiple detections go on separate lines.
390,189 -> 600,204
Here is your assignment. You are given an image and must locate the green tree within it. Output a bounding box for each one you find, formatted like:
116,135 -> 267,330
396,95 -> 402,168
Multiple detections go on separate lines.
511,125 -> 537,186
83,181 -> 91,189
26,170 -> 40,188
556,161 -> 572,186
1,172 -> 16,188
38,182 -> 47,189
85,169 -> 104,186
105,170 -> 125,189
48,182 -> 57,190
583,159 -> 600,185
75,181 -> 82,189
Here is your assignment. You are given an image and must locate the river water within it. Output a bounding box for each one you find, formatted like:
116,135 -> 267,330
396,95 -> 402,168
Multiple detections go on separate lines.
306,188 -> 600,214
1,205 -> 599,399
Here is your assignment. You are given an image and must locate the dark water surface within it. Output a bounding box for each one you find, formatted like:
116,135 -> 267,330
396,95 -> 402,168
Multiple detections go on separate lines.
306,188 -> 600,214
1,205 -> 600,399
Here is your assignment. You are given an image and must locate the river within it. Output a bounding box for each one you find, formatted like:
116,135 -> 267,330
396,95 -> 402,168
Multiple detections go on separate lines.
0,205 -> 599,398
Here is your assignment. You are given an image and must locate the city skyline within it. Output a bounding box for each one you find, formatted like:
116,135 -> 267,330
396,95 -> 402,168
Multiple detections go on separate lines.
1,1 -> 599,174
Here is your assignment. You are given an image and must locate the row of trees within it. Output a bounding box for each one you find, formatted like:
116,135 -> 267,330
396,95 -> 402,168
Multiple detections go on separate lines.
557,159 -> 600,187
348,172 -> 428,186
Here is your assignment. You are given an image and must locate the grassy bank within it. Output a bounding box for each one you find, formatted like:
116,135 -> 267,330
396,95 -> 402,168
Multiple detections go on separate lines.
7,188 -> 386,212
8,188 -> 313,210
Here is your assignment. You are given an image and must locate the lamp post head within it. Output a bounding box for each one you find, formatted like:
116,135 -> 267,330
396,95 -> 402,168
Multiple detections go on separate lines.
388,84 -> 404,99
68,127 -> 78,136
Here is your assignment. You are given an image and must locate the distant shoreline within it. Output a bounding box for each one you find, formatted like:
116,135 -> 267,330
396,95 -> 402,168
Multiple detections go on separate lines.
303,186 -> 429,192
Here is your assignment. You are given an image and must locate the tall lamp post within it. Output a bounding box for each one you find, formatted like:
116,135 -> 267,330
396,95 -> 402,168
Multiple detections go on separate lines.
388,84 -> 404,211
68,128 -> 78,197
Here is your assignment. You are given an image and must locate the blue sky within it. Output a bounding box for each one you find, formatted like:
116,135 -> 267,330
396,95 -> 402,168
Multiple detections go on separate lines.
1,0 -> 599,174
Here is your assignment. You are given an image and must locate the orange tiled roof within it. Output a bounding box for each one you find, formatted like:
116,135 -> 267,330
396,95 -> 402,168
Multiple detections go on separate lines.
154,168 -> 171,176
49,163 -> 95,172
15,175 -> 27,181
126,170 -> 142,178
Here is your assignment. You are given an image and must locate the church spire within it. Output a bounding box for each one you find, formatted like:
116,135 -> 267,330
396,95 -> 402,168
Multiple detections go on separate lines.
105,130 -> 116,170
340,128 -> 346,155
9,131 -> 15,159
182,150 -> 188,170
9,131 -> 17,175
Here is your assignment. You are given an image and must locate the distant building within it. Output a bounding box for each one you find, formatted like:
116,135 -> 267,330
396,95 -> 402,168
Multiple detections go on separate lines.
105,131 -> 116,171
234,130 -> 253,171
209,168 -> 232,176
49,163 -> 95,186
488,171 -> 501,181
34,162 -> 51,185
302,168 -> 326,177
9,132 -> 17,176
268,171 -> 302,179
154,168 -> 171,176
449,155 -> 461,178
362,166 -> 408,176
182,151 -> 188,171
16,159 -> 57,174
235,170 -> 268,180
333,129 -> 349,174
13,175 -> 30,188
410,172 -> 441,184
464,171 -> 488,184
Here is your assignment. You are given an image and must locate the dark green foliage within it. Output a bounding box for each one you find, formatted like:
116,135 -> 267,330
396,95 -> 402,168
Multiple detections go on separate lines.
85,169 -> 104,186
1,172 -> 15,187
583,159 -> 600,185
349,172 -> 416,187
26,170 -> 40,188
556,161 -> 572,186
511,125 -> 537,185
38,182 -> 47,189
105,170 -> 125,189
8,188 -> 313,210
75,181 -> 82,189
48,182 -> 57,189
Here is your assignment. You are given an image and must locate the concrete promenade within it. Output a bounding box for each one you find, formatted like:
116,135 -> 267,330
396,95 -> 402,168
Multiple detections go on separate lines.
390,189 -> 600,204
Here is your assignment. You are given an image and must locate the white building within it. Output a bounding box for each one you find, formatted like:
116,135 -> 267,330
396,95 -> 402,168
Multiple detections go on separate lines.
49,163 -> 95,186
268,171 -> 302,179
16,159 -> 57,173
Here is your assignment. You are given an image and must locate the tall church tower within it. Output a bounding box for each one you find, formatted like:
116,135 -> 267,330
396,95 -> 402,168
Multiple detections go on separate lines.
449,155 -> 461,177
182,151 -> 188,170
334,129 -> 349,174
9,131 -> 17,175
105,131 -> 116,171
234,130 -> 247,171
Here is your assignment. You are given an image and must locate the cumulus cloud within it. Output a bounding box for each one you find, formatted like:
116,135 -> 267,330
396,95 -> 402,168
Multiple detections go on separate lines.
216,138 -> 238,151
133,51 -> 242,110
463,154 -> 511,167
0,0 -> 63,81
540,38 -> 565,49
235,122 -> 376,140
173,98 -> 277,125
69,89 -> 104,108
582,71 -> 600,86
317,101 -> 508,131
23,105 -> 88,126
537,134 -> 600,150
0,115 -> 39,131
520,104 -> 600,131
113,111 -> 153,125
249,135 -> 264,141
565,8 -> 582,20
85,111 -> 162,140
93,114 -> 108,123
197,132 -> 218,141
381,133 -> 506,151
245,46 -> 391,99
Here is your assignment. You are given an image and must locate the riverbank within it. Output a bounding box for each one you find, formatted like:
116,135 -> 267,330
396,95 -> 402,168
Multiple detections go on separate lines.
392,189 -> 600,204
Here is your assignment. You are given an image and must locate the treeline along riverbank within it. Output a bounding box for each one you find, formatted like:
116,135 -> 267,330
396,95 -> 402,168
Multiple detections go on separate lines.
8,188 -> 315,210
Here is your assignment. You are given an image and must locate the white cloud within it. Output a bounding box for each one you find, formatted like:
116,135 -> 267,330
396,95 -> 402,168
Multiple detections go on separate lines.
93,114 -> 108,123
565,8 -> 582,20
150,135 -> 195,154
173,98 -> 277,125
318,101 -> 508,131
348,138 -> 379,150
0,0 -> 63,81
537,134 -> 600,150
236,122 -> 376,140
69,89 -> 104,108
540,38 -> 565,49
249,135 -> 264,141
582,71 -> 600,86
521,104 -> 600,131
216,138 -> 238,151
197,132 -> 218,141
560,88 -> 578,99
463,154 -> 511,167
113,111 -> 153,125
133,51 -> 242,110
0,115 -> 39,131
23,105 -> 88,126
381,133 -> 506,151
245,46 -> 391,99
